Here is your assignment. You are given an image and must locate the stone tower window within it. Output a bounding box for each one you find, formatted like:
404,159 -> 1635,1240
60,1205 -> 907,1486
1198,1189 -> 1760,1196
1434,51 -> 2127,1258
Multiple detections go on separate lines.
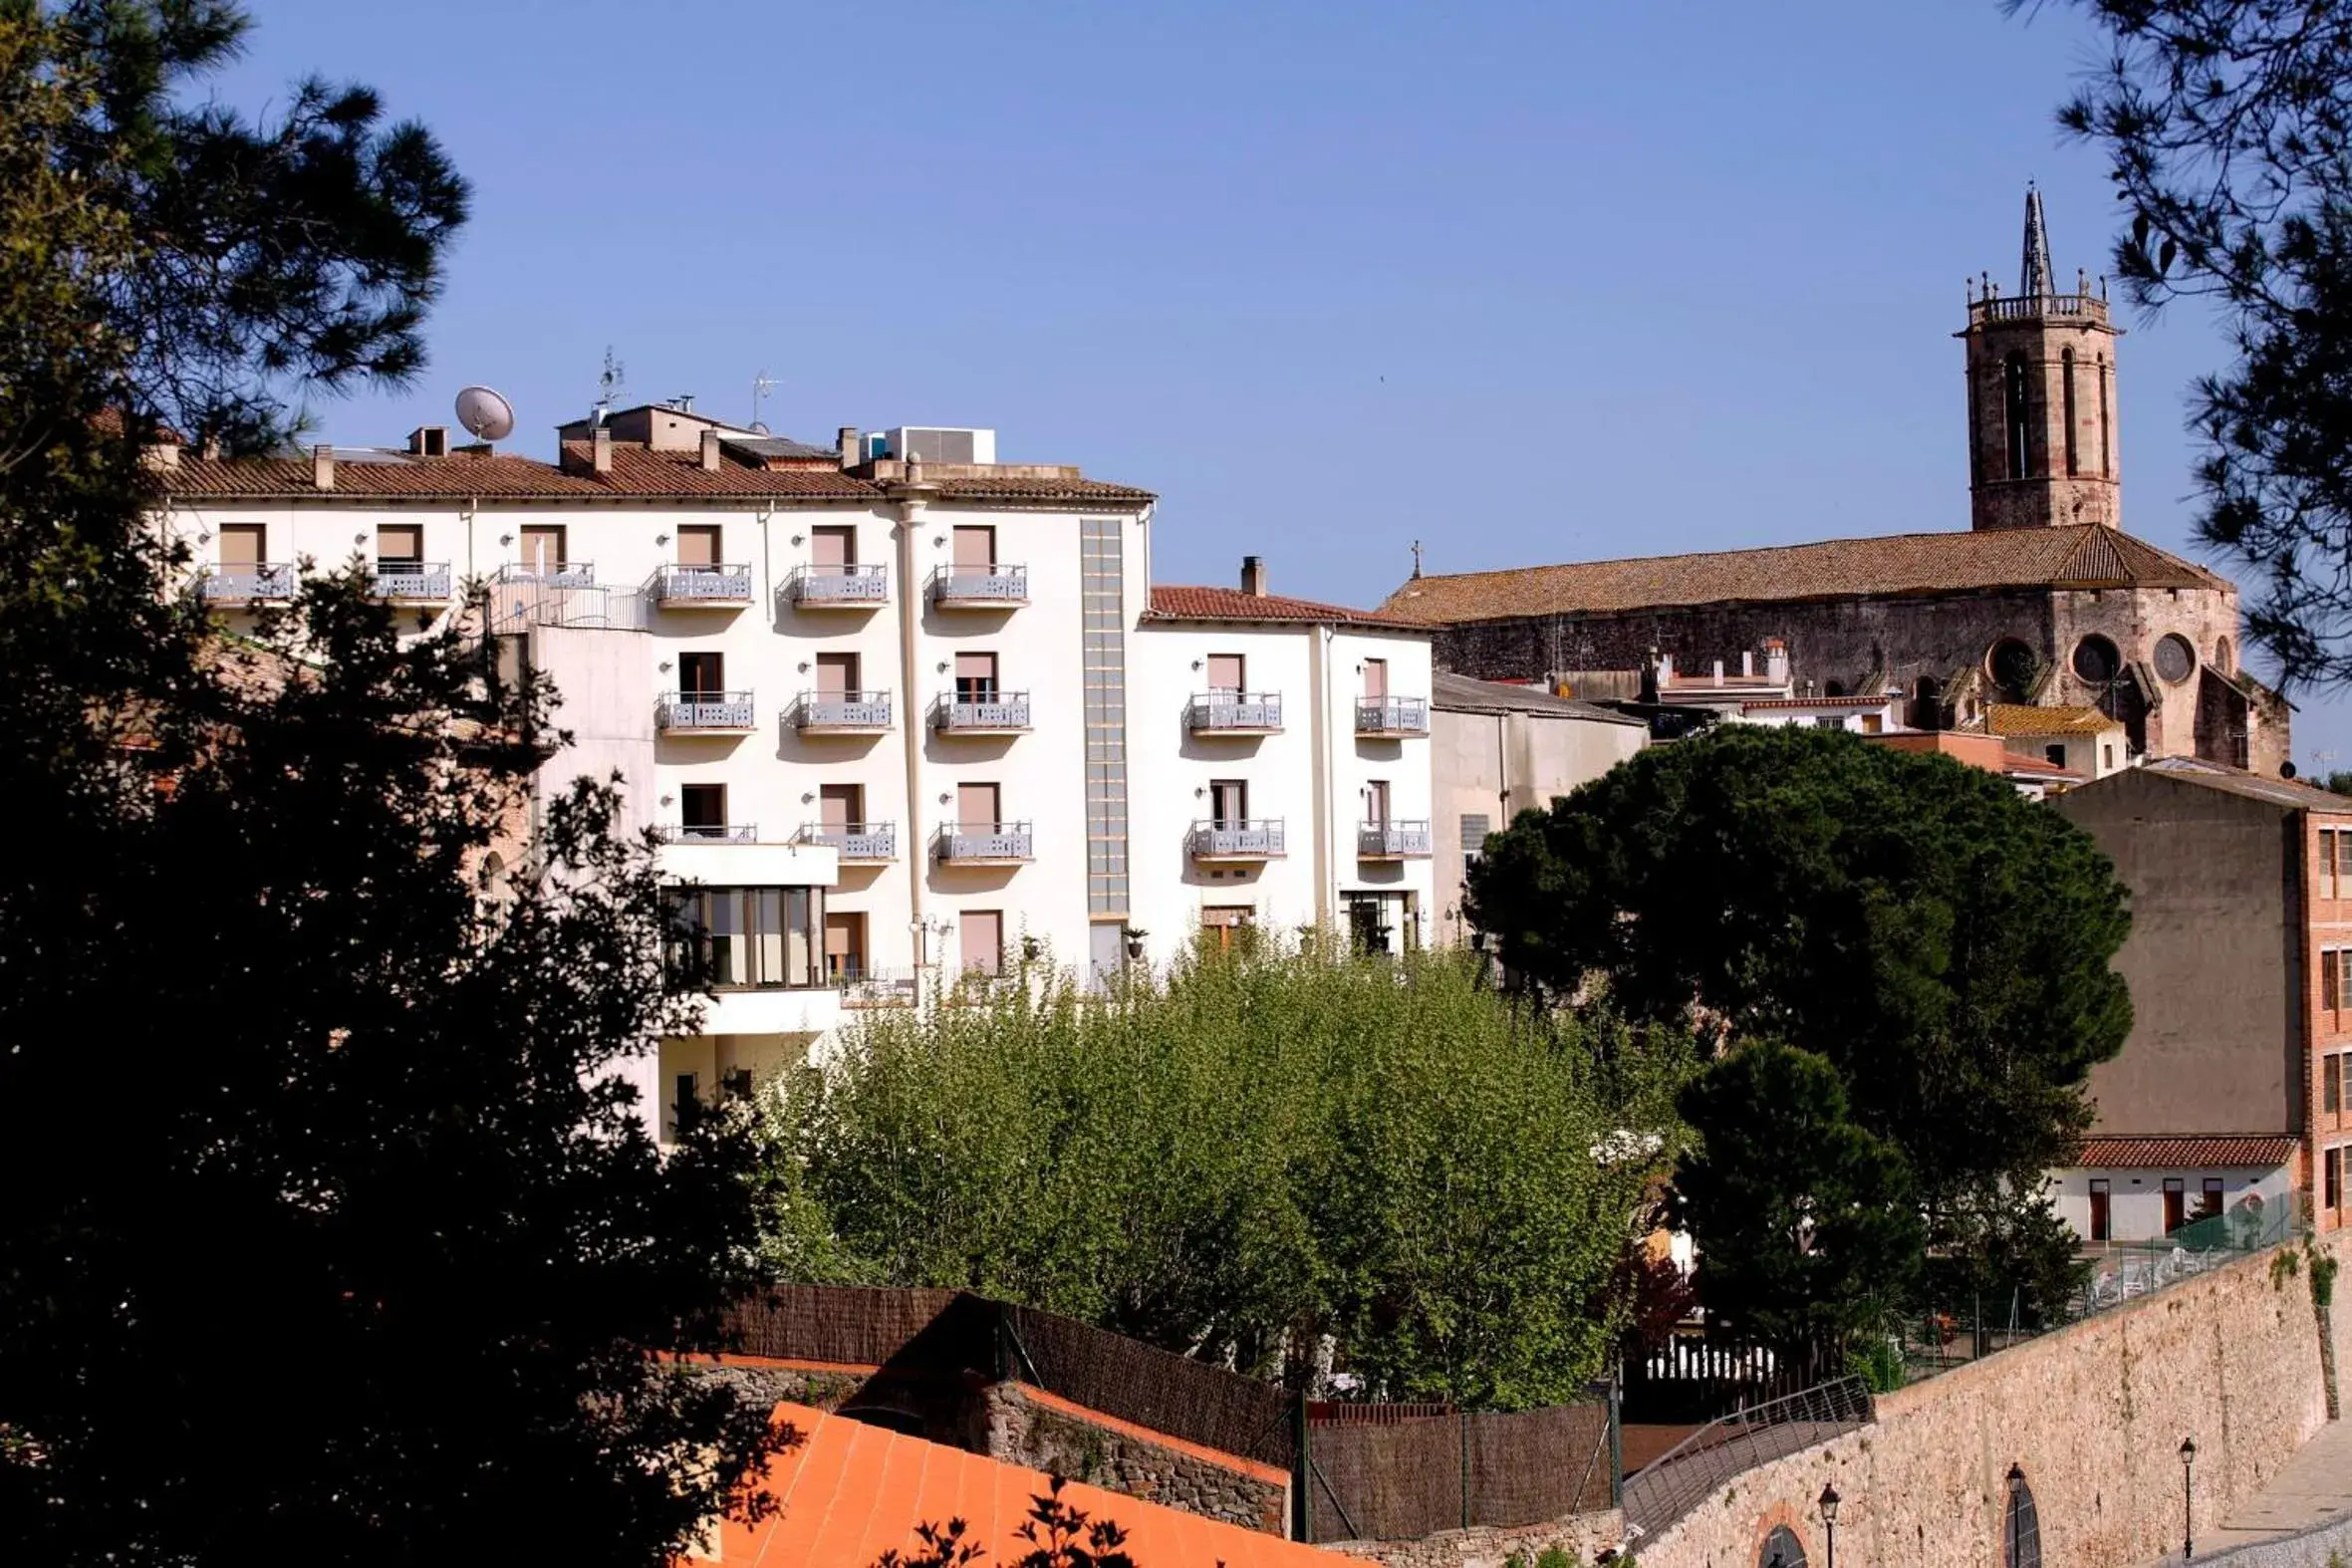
2004,352 -> 2034,480
1988,638 -> 2040,702
2062,348 -> 2079,475
2073,634 -> 2122,685
2155,634 -> 2197,684
2216,635 -> 2235,674
2098,354 -> 2112,477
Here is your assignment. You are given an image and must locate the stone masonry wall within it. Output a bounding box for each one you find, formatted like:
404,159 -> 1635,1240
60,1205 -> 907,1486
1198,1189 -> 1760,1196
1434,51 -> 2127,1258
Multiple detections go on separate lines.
1322,1507 -> 1625,1568
1644,1233 -> 2350,1568
689,1359 -> 872,1416
977,1382 -> 1290,1536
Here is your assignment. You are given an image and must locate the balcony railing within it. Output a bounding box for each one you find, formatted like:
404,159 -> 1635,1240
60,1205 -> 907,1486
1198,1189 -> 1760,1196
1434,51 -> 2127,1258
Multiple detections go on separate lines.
928,563 -> 1028,607
1188,819 -> 1287,860
936,821 -> 1034,864
791,690 -> 894,732
373,561 -> 452,601
839,964 -> 918,1007
656,691 -> 758,731
788,562 -> 890,606
199,563 -> 297,602
652,563 -> 755,605
497,560 -> 597,588
1356,696 -> 1431,736
1187,691 -> 1284,733
934,692 -> 1033,732
1971,292 -> 2105,323
795,822 -> 898,861
653,822 -> 759,844
1358,820 -> 1434,859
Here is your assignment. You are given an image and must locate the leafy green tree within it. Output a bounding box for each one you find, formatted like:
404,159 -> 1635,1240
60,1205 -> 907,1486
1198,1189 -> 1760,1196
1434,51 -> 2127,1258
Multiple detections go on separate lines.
759,942 -> 1686,1409
1673,1042 -> 1922,1377
1466,725 -> 2131,1303
2021,0 -> 2352,686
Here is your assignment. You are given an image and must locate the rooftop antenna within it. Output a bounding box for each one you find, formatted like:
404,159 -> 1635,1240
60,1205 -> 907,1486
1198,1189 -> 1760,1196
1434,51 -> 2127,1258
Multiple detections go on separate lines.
751,370 -> 777,431
594,348 -> 625,427
453,386 -> 516,448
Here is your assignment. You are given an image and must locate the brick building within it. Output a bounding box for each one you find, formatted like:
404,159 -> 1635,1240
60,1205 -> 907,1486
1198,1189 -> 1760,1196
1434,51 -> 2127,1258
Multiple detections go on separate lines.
1379,189 -> 2290,775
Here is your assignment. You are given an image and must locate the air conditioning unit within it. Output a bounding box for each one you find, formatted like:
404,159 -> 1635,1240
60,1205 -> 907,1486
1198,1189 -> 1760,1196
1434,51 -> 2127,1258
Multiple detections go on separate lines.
867,426 -> 996,465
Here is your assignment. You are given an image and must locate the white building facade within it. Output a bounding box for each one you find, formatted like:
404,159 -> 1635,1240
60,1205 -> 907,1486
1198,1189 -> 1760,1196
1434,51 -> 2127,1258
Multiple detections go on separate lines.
159,409 -> 1434,1134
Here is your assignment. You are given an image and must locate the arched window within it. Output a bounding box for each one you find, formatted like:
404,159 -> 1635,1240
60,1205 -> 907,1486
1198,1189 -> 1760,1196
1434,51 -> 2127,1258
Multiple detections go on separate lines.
1967,370 -> 1985,486
2098,355 -> 2112,477
2216,635 -> 2234,674
2004,353 -> 2033,479
2062,348 -> 2079,475
2073,635 -> 2122,685
1988,638 -> 2040,702
1759,1524 -> 1810,1568
2004,1469 -> 2043,1568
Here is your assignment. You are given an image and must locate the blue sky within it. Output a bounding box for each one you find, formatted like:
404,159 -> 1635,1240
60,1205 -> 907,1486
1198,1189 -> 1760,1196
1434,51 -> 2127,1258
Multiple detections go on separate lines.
214,0 -> 2352,765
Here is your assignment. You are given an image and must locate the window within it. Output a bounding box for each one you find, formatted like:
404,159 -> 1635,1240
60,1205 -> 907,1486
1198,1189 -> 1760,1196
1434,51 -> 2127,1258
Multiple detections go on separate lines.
2326,947 -> 2343,1013
1758,1524 -> 1808,1568
1362,657 -> 1389,700
679,784 -> 726,837
670,1072 -> 700,1140
952,525 -> 996,569
676,524 -> 720,567
960,910 -> 1003,975
1988,638 -> 2039,701
2004,1470 -> 2043,1568
824,911 -> 867,980
2062,347 -> 2079,475
815,651 -> 858,699
2072,635 -> 2121,685
218,522 -> 265,569
810,524 -> 855,569
954,652 -> 999,702
1347,896 -> 1392,956
1814,716 -> 1844,730
1459,813 -> 1491,884
2098,354 -> 2112,476
2328,1145 -> 2344,1211
520,525 -> 566,574
377,523 -> 422,566
1209,779 -> 1248,827
2102,743 -> 2115,770
2155,634 -> 2197,684
2325,1051 -> 2343,1116
2197,1177 -> 2224,1222
1206,653 -> 1245,693
2324,832 -> 2339,901
2217,636 -> 2235,674
2163,1176 -> 2187,1233
678,652 -> 724,698
2088,1178 -> 2111,1242
2045,744 -> 2067,768
665,886 -> 824,990
2003,351 -> 2033,479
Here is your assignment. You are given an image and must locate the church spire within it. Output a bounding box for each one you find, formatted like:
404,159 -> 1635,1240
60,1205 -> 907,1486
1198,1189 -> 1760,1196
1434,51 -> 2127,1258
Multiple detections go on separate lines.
2020,182 -> 2054,300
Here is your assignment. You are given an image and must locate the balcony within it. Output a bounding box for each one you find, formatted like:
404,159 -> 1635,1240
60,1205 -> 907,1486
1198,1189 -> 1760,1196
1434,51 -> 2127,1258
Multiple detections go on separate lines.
794,822 -> 898,862
652,563 -> 755,607
928,563 -> 1028,609
790,690 -> 894,734
1187,691 -> 1284,735
933,692 -> 1033,734
1188,819 -> 1287,863
653,822 -> 759,844
936,822 -> 1034,866
497,560 -> 597,589
656,691 -> 758,733
199,563 -> 296,603
1357,820 -> 1434,860
1356,696 -> 1431,737
840,965 -> 918,1008
373,561 -> 452,601
787,562 -> 890,608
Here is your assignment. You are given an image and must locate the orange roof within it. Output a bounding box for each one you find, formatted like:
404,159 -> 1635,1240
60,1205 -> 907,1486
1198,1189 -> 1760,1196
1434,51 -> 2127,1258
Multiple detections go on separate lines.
722,1402 -> 1328,1568
2071,1136 -> 2297,1170
1146,584 -> 1423,629
1865,730 -> 2086,781
1982,703 -> 2121,738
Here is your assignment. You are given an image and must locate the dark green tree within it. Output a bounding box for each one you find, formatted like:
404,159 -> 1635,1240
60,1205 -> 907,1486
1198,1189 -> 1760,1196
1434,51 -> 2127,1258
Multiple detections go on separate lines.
1673,1042 -> 1922,1377
2020,0 -> 2352,687
1466,725 -> 2132,1301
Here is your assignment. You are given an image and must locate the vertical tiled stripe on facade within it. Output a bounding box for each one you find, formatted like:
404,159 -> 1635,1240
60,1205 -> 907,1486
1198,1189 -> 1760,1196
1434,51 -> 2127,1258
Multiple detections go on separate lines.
1082,519 -> 1130,916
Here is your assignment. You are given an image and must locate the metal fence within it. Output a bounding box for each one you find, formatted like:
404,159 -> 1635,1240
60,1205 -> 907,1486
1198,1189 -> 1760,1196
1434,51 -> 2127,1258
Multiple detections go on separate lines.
1302,1397 -> 1616,1543
1622,1377 -> 1875,1542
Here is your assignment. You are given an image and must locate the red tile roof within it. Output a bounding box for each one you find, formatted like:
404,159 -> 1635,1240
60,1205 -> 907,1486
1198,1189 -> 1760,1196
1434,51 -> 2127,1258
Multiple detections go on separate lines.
1378,526 -> 2224,625
1982,703 -> 2121,738
1147,584 -> 1424,629
2070,1136 -> 2298,1170
724,1401 -> 1333,1568
1738,695 -> 1894,710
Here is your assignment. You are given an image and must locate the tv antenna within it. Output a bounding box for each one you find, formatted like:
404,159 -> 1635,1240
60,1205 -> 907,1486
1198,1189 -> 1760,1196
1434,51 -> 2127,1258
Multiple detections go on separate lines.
751,370 -> 777,432
453,386 -> 516,446
593,347 -> 626,426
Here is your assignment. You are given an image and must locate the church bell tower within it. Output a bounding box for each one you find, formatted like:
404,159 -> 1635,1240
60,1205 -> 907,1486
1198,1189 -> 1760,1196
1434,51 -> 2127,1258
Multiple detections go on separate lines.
1961,186 -> 2123,531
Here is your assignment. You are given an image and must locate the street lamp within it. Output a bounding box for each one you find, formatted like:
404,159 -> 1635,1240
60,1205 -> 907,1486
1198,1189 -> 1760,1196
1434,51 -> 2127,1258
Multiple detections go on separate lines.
1818,1482 -> 1841,1568
2006,1463 -> 2025,1568
2180,1437 -> 2198,1560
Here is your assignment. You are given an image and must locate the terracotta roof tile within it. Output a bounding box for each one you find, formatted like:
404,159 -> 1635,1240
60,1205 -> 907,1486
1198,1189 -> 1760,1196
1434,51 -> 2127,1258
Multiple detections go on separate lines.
2070,1136 -> 2298,1170
1982,703 -> 2123,737
923,472 -> 1157,503
1379,526 -> 2224,625
1146,584 -> 1424,629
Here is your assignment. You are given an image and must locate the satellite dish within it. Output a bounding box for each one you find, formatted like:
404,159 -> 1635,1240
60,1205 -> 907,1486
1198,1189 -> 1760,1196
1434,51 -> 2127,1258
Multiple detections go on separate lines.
453,386 -> 516,442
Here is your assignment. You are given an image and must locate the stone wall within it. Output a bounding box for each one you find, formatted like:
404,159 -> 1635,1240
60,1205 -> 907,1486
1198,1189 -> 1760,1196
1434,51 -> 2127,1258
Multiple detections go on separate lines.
977,1382 -> 1290,1536
1322,1507 -> 1625,1568
689,1357 -> 873,1416
1643,1234 -> 2351,1568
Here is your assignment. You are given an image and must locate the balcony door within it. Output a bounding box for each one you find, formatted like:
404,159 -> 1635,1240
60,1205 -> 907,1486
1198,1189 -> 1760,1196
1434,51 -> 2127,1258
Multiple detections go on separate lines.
815,652 -> 858,700
377,523 -> 422,568
1206,653 -> 1244,695
219,523 -> 264,571
1362,656 -> 1389,700
676,525 -> 720,567
824,911 -> 866,980
1363,779 -> 1391,826
952,525 -> 995,569
820,783 -> 860,834
1210,779 -> 1248,829
2088,1179 -> 2111,1242
2162,1177 -> 2186,1233
960,910 -> 1003,975
958,781 -> 1000,833
680,784 -> 726,837
679,652 -> 724,699
520,525 -> 566,574
955,652 -> 999,703
811,525 -> 854,569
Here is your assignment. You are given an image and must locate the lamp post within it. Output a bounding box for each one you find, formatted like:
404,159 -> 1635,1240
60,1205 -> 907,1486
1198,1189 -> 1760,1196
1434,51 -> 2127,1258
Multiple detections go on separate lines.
1818,1482 -> 1841,1568
2006,1463 -> 2025,1568
2180,1437 -> 2198,1561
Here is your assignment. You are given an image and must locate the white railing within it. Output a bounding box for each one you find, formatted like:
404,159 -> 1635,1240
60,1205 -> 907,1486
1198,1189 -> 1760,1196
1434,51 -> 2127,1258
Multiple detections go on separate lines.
788,563 -> 890,604
1188,820 -> 1286,858
1358,820 -> 1434,858
652,563 -> 754,604
373,562 -> 451,600
198,564 -> 297,602
934,692 -> 1033,731
795,822 -> 898,860
929,563 -> 1028,604
1357,696 -> 1431,735
1187,692 -> 1284,731
937,821 -> 1033,862
656,691 -> 757,730
653,822 -> 759,844
791,691 -> 894,730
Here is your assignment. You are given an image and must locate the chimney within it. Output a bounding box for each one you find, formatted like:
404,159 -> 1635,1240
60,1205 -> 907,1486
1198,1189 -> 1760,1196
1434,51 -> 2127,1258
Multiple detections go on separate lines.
408,425 -> 448,458
1763,639 -> 1789,684
312,443 -> 335,491
699,427 -> 722,471
1240,555 -> 1269,597
1741,650 -> 1754,678
1711,658 -> 1724,686
838,426 -> 860,468
592,425 -> 613,475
